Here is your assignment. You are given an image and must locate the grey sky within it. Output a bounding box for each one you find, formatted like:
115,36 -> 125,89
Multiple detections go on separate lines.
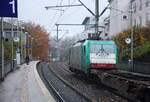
18,0 -> 108,37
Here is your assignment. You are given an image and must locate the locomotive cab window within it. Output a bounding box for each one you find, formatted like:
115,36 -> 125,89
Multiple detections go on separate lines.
90,44 -> 115,53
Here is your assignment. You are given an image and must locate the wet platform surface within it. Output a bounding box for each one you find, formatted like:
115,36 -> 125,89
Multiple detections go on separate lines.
0,61 -> 55,102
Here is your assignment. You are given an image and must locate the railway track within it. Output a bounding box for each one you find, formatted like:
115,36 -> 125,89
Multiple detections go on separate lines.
37,62 -> 91,102
98,70 -> 150,102
49,63 -> 92,102
52,62 -> 150,102
37,62 -> 65,102
50,62 -> 131,102
56,63 -> 71,74
38,61 -> 150,102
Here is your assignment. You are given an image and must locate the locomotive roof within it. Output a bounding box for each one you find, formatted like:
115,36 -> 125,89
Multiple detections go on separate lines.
83,40 -> 116,45
72,40 -> 116,47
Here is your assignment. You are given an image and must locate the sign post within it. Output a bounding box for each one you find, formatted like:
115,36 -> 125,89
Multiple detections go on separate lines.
0,0 -> 18,80
125,38 -> 132,71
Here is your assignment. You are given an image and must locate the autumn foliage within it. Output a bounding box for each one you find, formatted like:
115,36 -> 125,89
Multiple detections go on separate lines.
114,24 -> 150,61
24,23 -> 50,60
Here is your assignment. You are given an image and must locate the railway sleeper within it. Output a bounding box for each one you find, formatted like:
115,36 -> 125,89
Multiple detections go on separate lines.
99,72 -> 150,102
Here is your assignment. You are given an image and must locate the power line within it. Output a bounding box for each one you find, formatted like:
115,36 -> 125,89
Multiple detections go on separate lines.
49,0 -> 79,32
45,4 -> 82,9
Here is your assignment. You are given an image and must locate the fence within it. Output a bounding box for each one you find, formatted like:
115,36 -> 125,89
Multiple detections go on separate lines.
0,60 -> 17,80
116,61 -> 150,74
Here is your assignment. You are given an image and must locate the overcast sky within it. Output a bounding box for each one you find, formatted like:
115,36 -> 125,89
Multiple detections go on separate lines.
18,0 -> 109,38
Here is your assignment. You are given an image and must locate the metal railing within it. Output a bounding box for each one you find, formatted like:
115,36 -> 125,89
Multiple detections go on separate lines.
116,61 -> 150,74
0,60 -> 17,80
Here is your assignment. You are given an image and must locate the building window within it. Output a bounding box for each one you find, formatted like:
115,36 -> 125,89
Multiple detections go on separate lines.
134,19 -> 137,26
139,16 -> 142,26
133,3 -> 136,13
5,32 -> 11,39
139,0 -> 142,10
146,0 -> 149,7
146,13 -> 149,25
14,32 -> 18,37
122,15 -> 128,20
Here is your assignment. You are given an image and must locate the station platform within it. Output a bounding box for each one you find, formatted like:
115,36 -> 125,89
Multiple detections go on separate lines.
0,61 -> 55,102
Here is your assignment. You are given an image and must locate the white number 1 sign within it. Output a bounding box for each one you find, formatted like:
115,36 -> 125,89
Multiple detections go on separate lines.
9,0 -> 15,14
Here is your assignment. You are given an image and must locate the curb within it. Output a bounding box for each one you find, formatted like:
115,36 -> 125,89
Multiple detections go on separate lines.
33,61 -> 56,102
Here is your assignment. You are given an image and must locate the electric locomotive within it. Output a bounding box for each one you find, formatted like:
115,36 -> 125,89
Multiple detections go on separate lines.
69,40 -> 117,74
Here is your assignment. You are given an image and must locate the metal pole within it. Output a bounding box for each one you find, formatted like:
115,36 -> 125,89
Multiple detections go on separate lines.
130,5 -> 134,71
56,24 -> 59,61
31,38 -> 33,59
20,27 -> 23,62
95,0 -> 99,39
11,18 -> 14,70
1,17 -> 4,80
56,24 -> 59,42
18,21 -> 22,59
131,16 -> 134,71
19,25 -> 23,63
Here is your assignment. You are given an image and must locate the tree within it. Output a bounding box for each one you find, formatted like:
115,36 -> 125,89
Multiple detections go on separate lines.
23,22 -> 50,60
58,37 -> 76,61
114,25 -> 150,61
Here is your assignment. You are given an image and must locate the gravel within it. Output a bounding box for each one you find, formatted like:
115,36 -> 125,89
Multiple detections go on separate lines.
49,62 -> 129,102
38,62 -> 89,102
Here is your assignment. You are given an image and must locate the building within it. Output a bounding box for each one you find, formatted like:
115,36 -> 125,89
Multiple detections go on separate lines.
131,0 -> 150,27
108,0 -> 150,38
79,17 -> 105,40
0,21 -> 26,42
0,21 -> 27,63
108,0 -> 131,37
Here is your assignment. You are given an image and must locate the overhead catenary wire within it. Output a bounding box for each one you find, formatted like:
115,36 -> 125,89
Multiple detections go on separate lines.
49,0 -> 62,32
49,0 -> 79,33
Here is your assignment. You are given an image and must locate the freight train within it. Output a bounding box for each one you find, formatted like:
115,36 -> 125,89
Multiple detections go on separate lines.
69,40 -> 117,74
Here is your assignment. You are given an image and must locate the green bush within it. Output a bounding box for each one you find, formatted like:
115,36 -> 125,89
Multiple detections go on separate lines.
114,26 -> 150,61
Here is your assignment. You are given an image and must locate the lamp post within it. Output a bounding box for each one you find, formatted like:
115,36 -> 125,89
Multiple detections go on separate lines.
24,32 -> 28,58
1,17 -> 4,80
128,8 -> 134,71
31,37 -> 34,60
11,18 -> 14,69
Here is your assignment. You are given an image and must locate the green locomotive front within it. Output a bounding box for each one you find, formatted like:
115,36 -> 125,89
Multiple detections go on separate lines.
69,40 -> 117,74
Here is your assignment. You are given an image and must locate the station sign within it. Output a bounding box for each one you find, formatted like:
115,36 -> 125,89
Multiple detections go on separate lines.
0,0 -> 18,17
22,45 -> 30,49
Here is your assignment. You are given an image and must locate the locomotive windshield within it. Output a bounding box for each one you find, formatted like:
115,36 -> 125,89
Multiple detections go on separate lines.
90,44 -> 115,53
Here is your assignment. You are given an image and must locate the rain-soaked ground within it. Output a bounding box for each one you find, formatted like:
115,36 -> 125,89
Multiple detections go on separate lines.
0,61 -> 55,102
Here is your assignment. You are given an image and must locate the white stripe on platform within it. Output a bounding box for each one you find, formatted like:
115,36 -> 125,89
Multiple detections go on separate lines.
33,61 -> 56,102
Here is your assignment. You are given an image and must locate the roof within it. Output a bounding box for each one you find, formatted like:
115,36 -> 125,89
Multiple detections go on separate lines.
108,0 -> 114,3
85,40 -> 116,45
82,17 -> 90,25
0,21 -> 22,31
130,0 -> 135,3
